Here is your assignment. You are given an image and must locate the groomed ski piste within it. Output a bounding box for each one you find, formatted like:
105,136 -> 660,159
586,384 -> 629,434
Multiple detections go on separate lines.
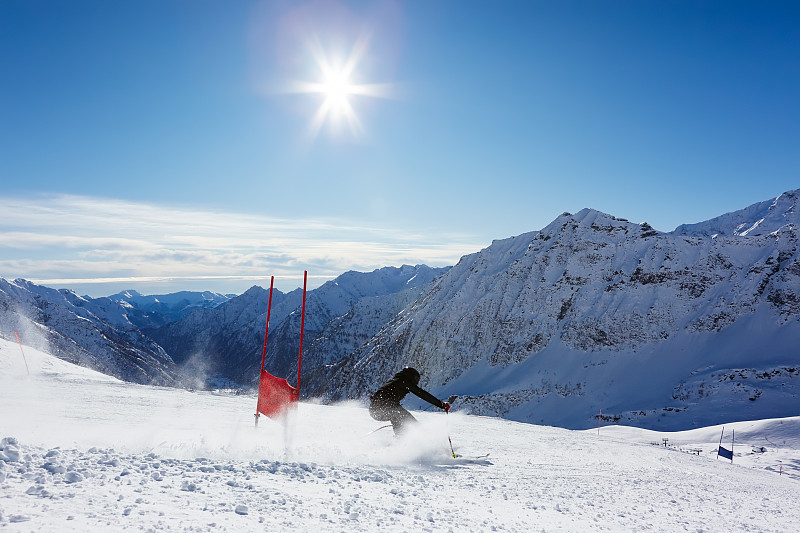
1,338 -> 799,532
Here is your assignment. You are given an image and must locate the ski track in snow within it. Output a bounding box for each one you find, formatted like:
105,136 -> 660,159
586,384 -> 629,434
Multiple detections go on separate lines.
1,339 -> 799,532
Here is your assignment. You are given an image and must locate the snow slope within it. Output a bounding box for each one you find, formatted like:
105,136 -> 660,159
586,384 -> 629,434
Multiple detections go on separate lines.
2,338 -> 799,532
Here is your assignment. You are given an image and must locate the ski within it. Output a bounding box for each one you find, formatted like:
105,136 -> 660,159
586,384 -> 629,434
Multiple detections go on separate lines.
453,453 -> 489,459
363,424 -> 392,437
451,453 -> 491,463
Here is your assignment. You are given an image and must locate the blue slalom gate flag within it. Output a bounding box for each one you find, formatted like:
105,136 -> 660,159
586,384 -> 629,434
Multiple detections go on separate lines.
717,427 -> 734,462
718,446 -> 733,461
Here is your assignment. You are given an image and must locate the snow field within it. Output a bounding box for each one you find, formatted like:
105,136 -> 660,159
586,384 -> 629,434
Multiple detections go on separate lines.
1,338 -> 799,532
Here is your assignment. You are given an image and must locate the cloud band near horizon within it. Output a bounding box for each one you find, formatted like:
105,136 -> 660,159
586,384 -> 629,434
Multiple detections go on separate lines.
0,194 -> 483,296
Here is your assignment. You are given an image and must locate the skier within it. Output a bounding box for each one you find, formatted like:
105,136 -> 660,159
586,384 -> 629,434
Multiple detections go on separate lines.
369,367 -> 450,435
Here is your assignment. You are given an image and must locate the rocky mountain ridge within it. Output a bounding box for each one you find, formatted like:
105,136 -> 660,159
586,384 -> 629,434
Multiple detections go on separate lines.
146,264 -> 449,388
309,190 -> 800,430
0,278 -> 179,385
0,265 -> 449,390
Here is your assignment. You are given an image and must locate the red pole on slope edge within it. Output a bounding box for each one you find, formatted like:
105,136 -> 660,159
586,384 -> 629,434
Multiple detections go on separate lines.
14,331 -> 30,375
296,270 -> 307,392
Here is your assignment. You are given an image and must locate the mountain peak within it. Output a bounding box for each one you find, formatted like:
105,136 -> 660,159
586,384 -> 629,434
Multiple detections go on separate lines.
538,207 -> 649,240
673,188 -> 799,237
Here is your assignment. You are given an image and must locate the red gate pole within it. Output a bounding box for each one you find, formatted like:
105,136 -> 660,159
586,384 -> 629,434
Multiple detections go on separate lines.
296,270 -> 307,392
260,276 -> 274,372
255,276 -> 274,426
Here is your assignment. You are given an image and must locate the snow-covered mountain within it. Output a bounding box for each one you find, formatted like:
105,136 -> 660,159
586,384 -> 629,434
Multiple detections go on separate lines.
107,289 -> 233,329
142,285 -> 288,388
314,190 -> 800,430
271,265 -> 450,386
673,189 -> 799,237
0,266 -> 449,390
148,265 -> 449,388
0,278 -> 179,385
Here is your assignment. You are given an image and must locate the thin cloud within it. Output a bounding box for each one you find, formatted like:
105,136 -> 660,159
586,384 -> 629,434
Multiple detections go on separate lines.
0,194 -> 483,296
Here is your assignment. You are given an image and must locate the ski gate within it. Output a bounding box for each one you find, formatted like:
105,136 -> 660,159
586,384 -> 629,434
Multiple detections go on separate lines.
254,271 -> 307,425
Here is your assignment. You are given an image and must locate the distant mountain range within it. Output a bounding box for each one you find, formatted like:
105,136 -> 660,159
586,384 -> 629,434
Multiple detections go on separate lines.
108,289 -> 234,328
0,265 -> 448,390
144,264 -> 449,389
1,189 -> 798,430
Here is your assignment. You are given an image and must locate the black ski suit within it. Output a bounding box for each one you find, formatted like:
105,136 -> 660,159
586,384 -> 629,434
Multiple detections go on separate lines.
369,368 -> 447,435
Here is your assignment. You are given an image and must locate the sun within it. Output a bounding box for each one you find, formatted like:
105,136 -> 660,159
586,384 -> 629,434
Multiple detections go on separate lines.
319,67 -> 355,117
287,34 -> 391,142
304,57 -> 363,139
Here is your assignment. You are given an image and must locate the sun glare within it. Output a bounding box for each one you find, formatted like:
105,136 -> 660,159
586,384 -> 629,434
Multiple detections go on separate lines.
287,33 -> 391,142
321,69 -> 353,114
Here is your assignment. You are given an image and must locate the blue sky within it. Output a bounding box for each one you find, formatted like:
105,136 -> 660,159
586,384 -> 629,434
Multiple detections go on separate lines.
1,0 -> 798,296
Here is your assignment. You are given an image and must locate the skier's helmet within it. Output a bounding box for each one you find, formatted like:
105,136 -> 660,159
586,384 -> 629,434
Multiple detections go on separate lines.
398,367 -> 421,385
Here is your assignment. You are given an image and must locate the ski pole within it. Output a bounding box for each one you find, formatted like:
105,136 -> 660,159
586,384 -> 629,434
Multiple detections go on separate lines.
446,411 -> 457,458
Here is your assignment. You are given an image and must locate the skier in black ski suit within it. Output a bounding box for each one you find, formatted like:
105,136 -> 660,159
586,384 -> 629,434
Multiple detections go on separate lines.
369,367 -> 450,435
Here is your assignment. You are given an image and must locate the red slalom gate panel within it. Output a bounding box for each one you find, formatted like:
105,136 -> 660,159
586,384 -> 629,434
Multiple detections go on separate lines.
255,271 -> 307,422
256,369 -> 298,419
